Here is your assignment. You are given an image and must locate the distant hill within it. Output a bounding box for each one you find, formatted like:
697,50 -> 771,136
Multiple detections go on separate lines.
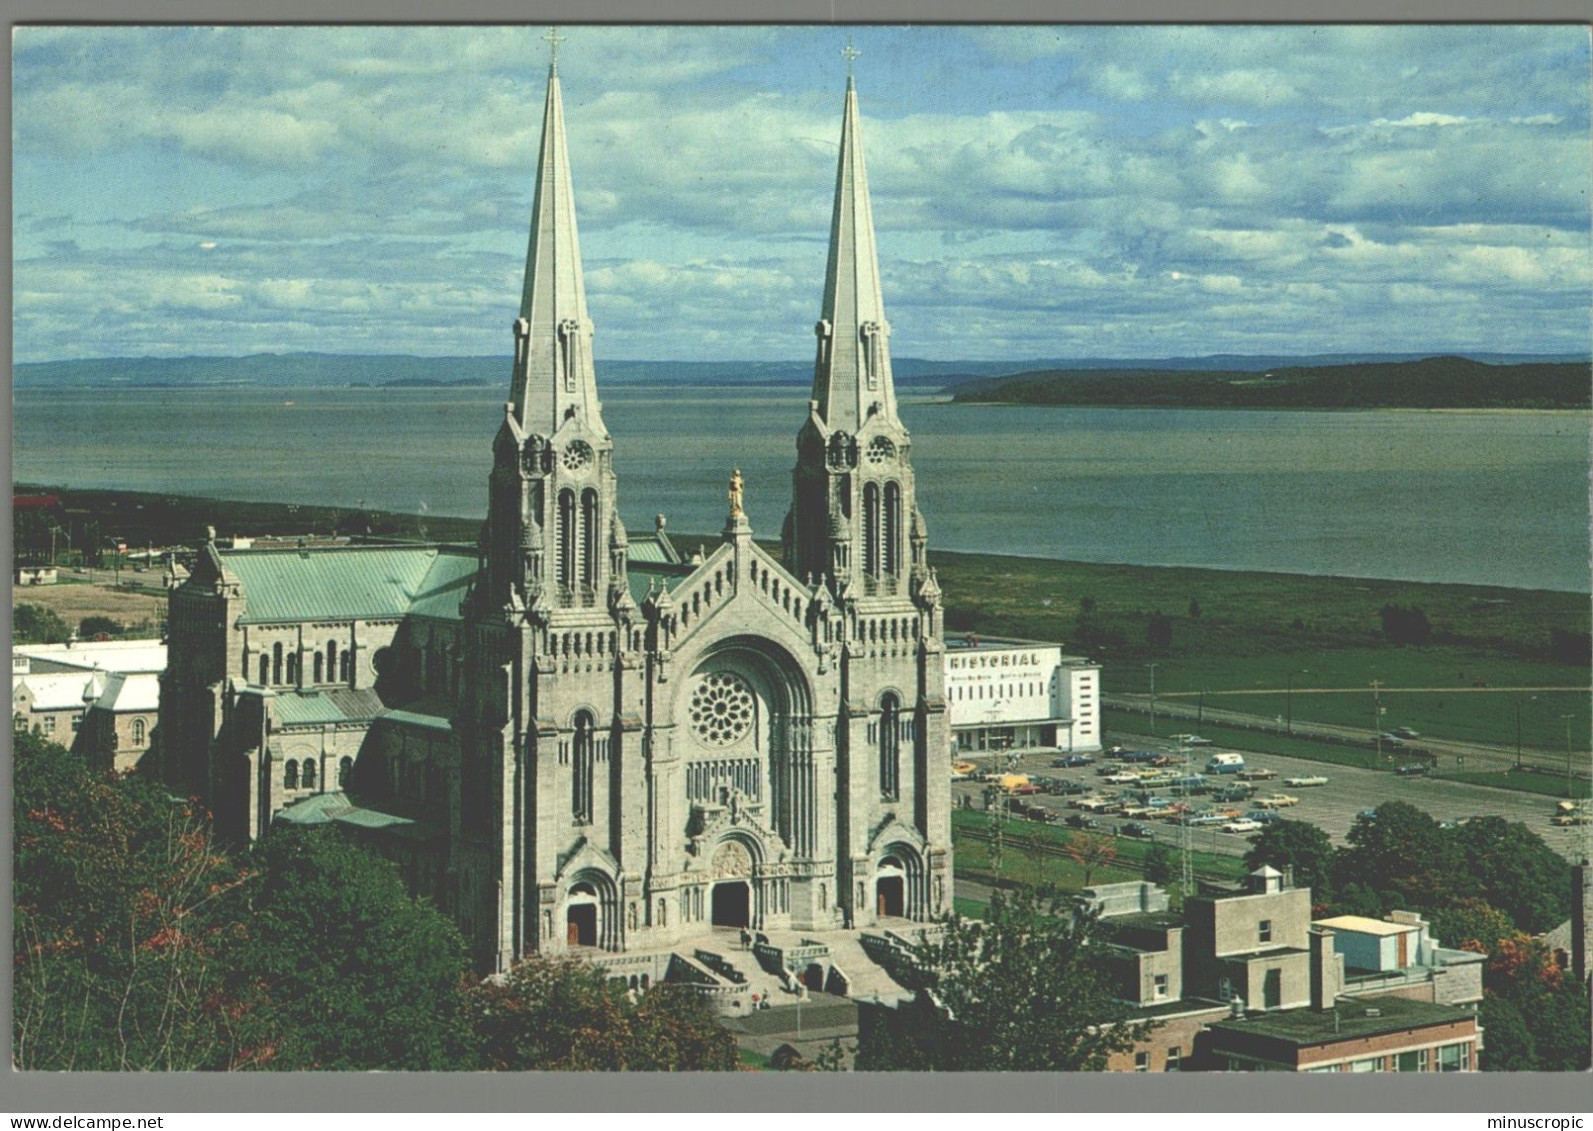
13,351 -> 1589,395
948,356 -> 1592,410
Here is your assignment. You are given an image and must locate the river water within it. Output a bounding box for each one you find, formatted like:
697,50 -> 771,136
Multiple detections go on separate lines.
12,385 -> 1589,593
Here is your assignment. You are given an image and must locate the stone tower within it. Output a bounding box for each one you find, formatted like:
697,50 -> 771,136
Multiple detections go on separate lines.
458,55 -> 641,971
784,74 -> 952,928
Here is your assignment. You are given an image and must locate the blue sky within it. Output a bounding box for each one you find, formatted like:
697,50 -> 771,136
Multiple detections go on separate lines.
12,25 -> 1591,363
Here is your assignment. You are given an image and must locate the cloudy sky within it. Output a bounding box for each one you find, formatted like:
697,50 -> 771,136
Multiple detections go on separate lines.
12,25 -> 1591,363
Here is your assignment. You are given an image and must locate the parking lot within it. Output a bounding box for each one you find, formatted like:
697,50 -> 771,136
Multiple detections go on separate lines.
952,730 -> 1590,863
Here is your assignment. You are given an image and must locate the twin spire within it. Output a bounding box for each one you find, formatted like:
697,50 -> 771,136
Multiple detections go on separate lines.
511,37 -> 895,440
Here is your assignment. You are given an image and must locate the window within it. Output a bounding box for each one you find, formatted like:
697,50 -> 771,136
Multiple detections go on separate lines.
879,693 -> 901,800
1165,1048 -> 1181,1072
1259,919 -> 1272,943
339,756 -> 353,788
132,718 -> 146,745
42,716 -> 55,735
1218,976 -> 1234,1002
1153,974 -> 1169,1000
302,758 -> 316,788
1134,1052 -> 1149,1073
71,712 -> 83,732
259,654 -> 269,684
284,760 -> 299,789
572,710 -> 595,822
1350,1058 -> 1379,1073
1396,1051 -> 1421,1073
1437,1043 -> 1468,1072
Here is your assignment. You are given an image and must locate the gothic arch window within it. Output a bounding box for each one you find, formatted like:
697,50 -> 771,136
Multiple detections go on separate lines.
884,481 -> 902,576
314,653 -> 324,683
302,758 -> 316,789
879,692 -> 901,799
581,488 -> 599,593
284,759 -> 299,790
340,652 -> 352,682
557,489 -> 576,593
572,710 -> 595,823
286,651 -> 299,684
339,756 -> 353,787
259,654 -> 269,684
863,482 -> 881,578
326,641 -> 338,682
273,642 -> 283,685
132,718 -> 146,746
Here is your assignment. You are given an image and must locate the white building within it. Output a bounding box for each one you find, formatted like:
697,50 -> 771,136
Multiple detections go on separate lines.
944,634 -> 1100,755
13,638 -> 166,772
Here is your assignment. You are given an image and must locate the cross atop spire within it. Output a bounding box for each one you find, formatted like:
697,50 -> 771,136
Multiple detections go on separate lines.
544,26 -> 565,74
842,37 -> 860,80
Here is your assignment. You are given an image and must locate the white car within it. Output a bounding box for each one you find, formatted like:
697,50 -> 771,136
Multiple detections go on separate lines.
1103,772 -> 1141,785
1284,775 -> 1329,787
1223,819 -> 1263,834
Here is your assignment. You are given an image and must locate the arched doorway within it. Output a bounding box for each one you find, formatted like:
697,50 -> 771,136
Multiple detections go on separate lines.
711,881 -> 750,928
566,881 -> 599,948
876,853 -> 906,917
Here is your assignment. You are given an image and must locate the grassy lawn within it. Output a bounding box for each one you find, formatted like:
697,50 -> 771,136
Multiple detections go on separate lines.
952,895 -> 989,920
951,809 -> 1249,893
1104,707 -> 1394,769
737,1048 -> 772,1070
1439,769 -> 1591,800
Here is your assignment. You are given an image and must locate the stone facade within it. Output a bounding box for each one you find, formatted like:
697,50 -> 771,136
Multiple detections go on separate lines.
159,65 -> 951,975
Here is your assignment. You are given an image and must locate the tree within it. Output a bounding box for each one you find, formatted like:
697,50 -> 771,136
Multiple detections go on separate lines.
1244,820 -> 1336,905
14,603 -> 70,644
1426,898 -> 1515,953
467,954 -> 736,1071
238,828 -> 473,1070
857,886 -> 1155,1071
1142,842 -> 1175,887
1337,802 -> 1462,910
1187,597 -> 1202,619
1379,604 -> 1432,645
1449,816 -> 1571,934
1064,832 -> 1118,887
78,615 -> 125,638
1480,933 -> 1592,1072
13,732 -> 264,1070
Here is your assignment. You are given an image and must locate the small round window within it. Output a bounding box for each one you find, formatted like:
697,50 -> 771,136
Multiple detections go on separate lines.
690,671 -> 755,747
865,436 -> 896,465
561,440 -> 594,473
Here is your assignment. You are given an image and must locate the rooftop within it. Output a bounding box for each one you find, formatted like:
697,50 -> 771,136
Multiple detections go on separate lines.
1206,995 -> 1475,1047
16,639 -> 167,675
1314,915 -> 1417,938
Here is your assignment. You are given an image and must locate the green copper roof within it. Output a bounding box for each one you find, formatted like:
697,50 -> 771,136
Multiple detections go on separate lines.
273,789 -> 416,832
270,687 -> 385,727
626,536 -> 675,565
408,551 -> 478,620
226,546 -> 455,624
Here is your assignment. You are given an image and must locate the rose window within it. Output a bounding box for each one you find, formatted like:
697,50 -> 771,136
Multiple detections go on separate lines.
865,436 -> 896,465
690,671 -> 755,747
561,441 -> 594,473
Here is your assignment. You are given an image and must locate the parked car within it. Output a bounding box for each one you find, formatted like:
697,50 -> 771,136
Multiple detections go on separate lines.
1255,793 -> 1300,809
1223,819 -> 1263,834
1009,783 -> 1043,795
1358,808 -> 1379,820
1376,732 -> 1406,748
1237,768 -> 1277,782
1066,813 -> 1099,830
1395,763 -> 1430,777
1181,735 -> 1214,747
1103,772 -> 1141,785
1053,754 -> 1095,767
1245,810 -> 1282,825
1121,822 -> 1155,839
1392,727 -> 1420,739
1212,785 -> 1254,803
1051,780 -> 1087,796
1284,775 -> 1329,787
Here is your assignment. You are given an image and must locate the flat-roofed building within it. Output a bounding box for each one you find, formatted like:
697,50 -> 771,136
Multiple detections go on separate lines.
944,634 -> 1099,755
1199,994 -> 1480,1073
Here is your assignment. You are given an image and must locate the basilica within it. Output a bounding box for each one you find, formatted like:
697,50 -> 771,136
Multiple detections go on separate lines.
160,57 -> 952,975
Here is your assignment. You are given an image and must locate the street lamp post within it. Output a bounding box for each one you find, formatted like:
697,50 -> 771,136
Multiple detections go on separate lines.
1285,669 -> 1308,736
1561,713 -> 1575,797
1146,663 -> 1160,737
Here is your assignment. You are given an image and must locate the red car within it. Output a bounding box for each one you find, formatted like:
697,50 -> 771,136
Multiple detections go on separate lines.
1009,784 -> 1043,796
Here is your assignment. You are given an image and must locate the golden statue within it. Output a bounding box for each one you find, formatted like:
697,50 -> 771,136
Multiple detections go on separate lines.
728,468 -> 745,518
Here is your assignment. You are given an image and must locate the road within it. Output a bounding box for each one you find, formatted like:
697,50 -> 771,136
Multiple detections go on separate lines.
1105,691 -> 1587,779
954,731 -> 1592,864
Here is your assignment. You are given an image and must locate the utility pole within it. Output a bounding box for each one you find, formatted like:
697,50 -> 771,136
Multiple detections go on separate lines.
1370,680 -> 1384,767
1179,736 -> 1194,898
1561,713 -> 1575,797
1286,669 -> 1308,736
1146,663 -> 1160,737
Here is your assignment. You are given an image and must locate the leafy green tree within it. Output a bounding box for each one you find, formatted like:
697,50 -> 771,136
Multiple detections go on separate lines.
239,828 -> 473,1070
1478,995 -> 1537,1071
1142,842 -> 1175,887
14,603 -> 70,644
1479,933 -> 1591,1072
468,954 -> 736,1071
13,732 -> 263,1070
1379,604 -> 1432,645
857,886 -> 1155,1071
1426,898 -> 1515,953
78,615 -> 125,638
1337,802 -> 1462,910
1449,816 -> 1571,934
1244,819 -> 1336,905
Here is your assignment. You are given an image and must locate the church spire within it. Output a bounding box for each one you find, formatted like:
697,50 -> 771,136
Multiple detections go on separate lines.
508,41 -> 604,437
810,70 -> 897,434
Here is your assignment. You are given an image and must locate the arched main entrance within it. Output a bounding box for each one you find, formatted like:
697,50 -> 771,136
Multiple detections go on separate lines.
876,853 -> 906,917
711,881 -> 750,927
566,880 -> 600,948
